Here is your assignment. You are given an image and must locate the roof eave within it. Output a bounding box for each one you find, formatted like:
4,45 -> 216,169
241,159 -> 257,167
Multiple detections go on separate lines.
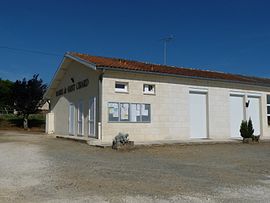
96,66 -> 270,89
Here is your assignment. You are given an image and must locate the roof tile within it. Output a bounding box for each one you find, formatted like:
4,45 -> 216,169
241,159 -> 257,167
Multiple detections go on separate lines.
69,52 -> 270,86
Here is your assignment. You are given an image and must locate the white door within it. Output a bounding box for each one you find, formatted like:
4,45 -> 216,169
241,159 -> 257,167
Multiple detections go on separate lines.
230,95 -> 244,138
77,101 -> 84,136
69,104 -> 75,135
88,97 -> 96,138
189,92 -> 208,138
247,97 -> 261,135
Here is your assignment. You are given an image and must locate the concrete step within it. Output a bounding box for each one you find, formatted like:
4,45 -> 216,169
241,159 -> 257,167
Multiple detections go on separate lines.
87,138 -> 111,148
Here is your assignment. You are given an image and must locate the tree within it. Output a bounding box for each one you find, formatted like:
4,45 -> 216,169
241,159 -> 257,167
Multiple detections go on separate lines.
240,118 -> 255,143
240,120 -> 249,138
247,117 -> 255,138
0,79 -> 14,113
12,74 -> 47,129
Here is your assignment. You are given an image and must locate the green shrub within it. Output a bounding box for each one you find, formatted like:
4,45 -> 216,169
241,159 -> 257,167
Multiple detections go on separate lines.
0,113 -> 45,129
247,118 -> 254,137
240,118 -> 254,139
240,120 -> 249,138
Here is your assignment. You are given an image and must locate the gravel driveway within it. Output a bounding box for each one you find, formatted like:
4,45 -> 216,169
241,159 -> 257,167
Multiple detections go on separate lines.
0,131 -> 270,202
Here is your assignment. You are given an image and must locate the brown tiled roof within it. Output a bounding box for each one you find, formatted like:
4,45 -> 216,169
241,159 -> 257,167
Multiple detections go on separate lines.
69,52 -> 270,86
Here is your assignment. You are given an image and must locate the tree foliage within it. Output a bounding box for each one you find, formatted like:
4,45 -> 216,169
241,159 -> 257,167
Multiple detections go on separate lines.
0,78 -> 14,109
12,74 -> 47,129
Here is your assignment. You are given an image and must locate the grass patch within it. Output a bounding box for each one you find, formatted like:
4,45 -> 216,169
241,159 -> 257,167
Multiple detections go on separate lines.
0,114 -> 45,131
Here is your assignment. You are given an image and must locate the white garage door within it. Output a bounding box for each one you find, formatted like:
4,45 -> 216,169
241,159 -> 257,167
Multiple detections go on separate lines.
247,97 -> 261,135
189,92 -> 208,138
230,95 -> 244,138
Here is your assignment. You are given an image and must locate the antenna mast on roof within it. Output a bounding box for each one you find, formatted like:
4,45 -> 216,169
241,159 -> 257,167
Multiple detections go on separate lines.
160,35 -> 174,65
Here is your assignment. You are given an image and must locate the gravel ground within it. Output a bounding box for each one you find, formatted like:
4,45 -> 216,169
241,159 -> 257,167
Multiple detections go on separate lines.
0,131 -> 270,202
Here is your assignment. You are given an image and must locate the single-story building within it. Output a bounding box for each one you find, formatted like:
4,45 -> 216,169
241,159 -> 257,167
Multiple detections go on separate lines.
44,52 -> 270,143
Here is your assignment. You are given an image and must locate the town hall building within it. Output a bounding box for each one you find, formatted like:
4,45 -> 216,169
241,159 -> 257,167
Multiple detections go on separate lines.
44,52 -> 270,144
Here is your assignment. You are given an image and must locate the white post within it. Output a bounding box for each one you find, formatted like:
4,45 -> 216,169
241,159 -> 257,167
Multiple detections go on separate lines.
46,112 -> 54,134
98,122 -> 102,140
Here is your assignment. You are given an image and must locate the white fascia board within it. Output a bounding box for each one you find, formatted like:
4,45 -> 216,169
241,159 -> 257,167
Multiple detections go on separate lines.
65,53 -> 96,70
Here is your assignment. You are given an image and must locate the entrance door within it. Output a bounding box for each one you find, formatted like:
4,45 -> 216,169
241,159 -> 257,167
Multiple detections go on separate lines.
88,97 -> 96,138
189,92 -> 208,138
247,97 -> 261,135
230,95 -> 244,138
69,103 -> 75,135
77,101 -> 84,136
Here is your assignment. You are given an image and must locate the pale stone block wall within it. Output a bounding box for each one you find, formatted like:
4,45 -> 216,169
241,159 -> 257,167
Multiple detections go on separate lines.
101,70 -> 270,142
48,62 -> 270,142
101,74 -> 190,142
207,87 -> 231,139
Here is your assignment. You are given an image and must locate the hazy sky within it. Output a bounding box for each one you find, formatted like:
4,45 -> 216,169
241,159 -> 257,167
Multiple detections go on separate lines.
0,0 -> 270,83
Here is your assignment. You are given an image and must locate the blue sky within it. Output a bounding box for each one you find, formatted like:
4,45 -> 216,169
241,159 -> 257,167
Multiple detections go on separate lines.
0,0 -> 270,84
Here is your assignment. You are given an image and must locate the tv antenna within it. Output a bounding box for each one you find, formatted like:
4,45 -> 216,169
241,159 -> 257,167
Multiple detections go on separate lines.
160,35 -> 174,65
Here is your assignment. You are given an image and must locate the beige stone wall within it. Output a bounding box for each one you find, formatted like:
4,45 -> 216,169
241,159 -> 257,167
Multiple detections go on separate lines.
101,70 -> 270,142
48,62 -> 270,143
50,61 -> 100,137
207,87 -> 231,139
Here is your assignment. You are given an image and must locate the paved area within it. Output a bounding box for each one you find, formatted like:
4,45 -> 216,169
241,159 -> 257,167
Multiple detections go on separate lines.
0,131 -> 270,202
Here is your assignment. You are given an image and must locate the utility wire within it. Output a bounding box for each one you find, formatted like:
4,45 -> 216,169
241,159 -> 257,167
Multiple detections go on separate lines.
0,46 -> 62,57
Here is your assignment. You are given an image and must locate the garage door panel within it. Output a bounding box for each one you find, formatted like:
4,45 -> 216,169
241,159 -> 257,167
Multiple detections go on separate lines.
247,97 -> 261,135
189,92 -> 207,139
230,96 -> 244,138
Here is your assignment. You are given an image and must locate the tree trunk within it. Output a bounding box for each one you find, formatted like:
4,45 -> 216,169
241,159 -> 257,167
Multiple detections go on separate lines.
23,115 -> 29,130
4,107 -> 8,114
